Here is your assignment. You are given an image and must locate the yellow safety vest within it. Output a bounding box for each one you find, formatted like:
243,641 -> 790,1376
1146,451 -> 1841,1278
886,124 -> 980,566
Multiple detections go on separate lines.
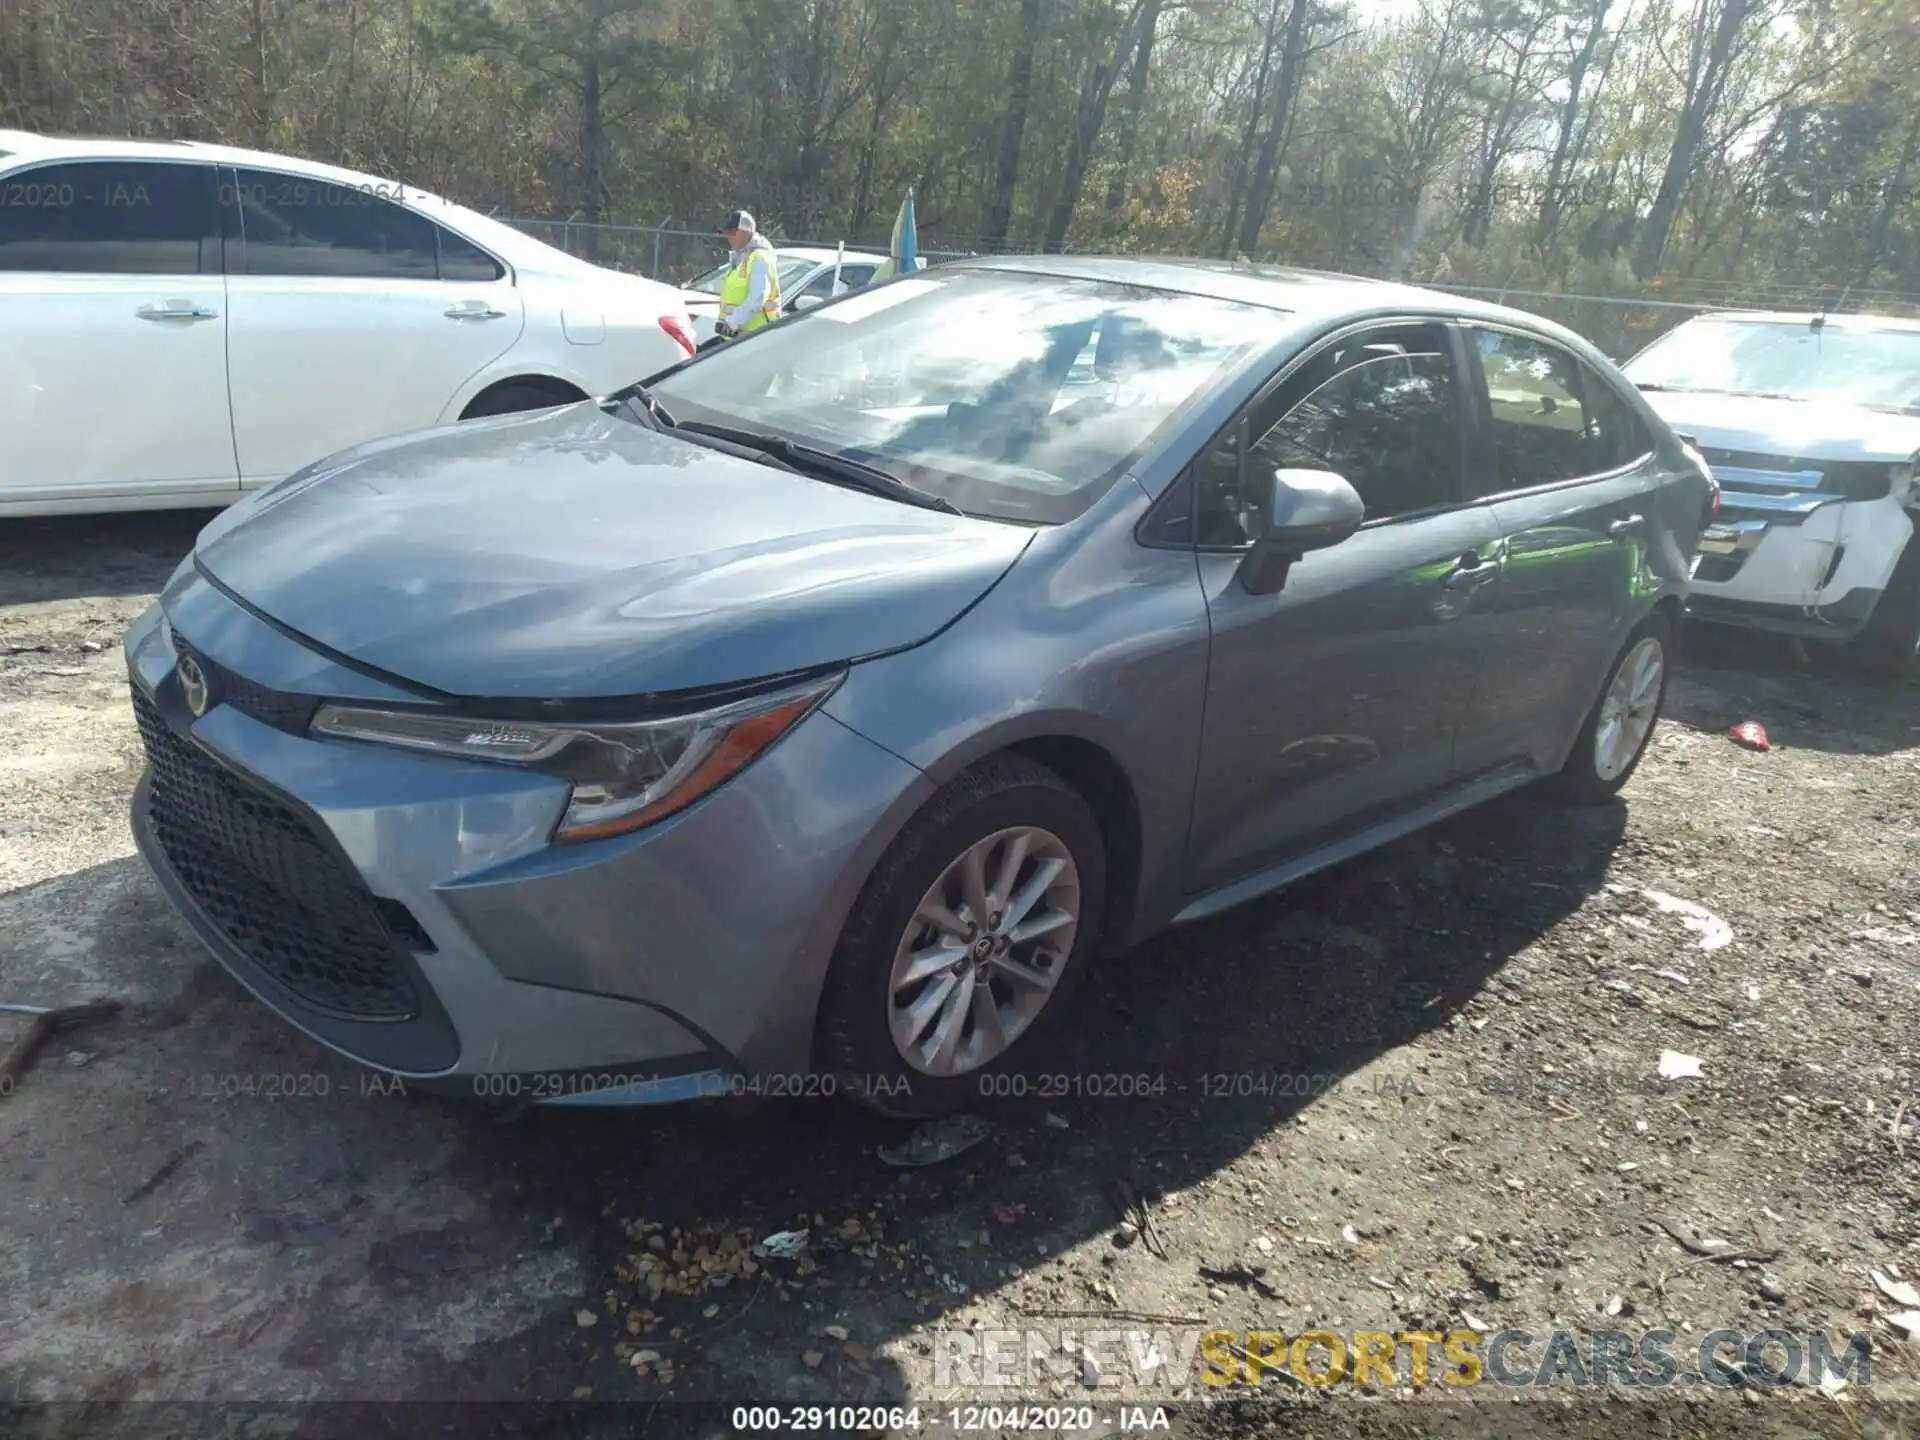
718,246 -> 782,336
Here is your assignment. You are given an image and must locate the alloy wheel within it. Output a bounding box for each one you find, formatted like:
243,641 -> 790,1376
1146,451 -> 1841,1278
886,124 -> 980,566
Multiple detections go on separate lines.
1593,635 -> 1665,781
886,826 -> 1081,1077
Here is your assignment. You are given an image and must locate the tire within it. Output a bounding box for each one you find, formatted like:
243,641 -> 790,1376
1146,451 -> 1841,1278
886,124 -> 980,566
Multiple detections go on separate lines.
1551,610 -> 1673,806
460,382 -> 580,420
1843,537 -> 1920,682
816,753 -> 1106,1119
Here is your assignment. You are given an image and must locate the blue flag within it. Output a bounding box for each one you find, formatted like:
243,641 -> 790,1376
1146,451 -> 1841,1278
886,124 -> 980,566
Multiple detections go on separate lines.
890,188 -> 919,276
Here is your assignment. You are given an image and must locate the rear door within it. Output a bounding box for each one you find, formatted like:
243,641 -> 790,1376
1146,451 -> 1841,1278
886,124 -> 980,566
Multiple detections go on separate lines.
1451,325 -> 1665,777
0,157 -> 236,504
221,166 -> 525,486
1183,320 -> 1507,898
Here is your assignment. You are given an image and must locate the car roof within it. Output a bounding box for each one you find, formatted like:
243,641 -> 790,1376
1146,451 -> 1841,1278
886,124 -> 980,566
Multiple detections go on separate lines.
944,253 -> 1600,343
1682,308 -> 1920,331
0,130 -> 665,284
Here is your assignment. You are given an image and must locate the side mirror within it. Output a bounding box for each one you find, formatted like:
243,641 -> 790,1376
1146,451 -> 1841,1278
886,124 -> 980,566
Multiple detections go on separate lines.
1239,469 -> 1366,595
791,293 -> 826,312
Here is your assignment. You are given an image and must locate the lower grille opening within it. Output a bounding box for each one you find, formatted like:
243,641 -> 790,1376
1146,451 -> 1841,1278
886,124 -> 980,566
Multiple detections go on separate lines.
133,687 -> 424,1021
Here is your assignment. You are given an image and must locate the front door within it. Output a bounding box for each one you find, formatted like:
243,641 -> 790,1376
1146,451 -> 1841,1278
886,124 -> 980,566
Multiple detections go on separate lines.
0,158 -> 237,504
1184,320 -> 1505,897
221,166 -> 525,486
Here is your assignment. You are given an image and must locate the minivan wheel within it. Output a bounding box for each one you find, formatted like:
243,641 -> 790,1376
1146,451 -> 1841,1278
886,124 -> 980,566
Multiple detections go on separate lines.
817,754 -> 1106,1119
1552,611 -> 1672,806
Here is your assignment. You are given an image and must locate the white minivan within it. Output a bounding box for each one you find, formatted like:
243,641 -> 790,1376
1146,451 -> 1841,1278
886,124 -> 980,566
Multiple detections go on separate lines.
0,131 -> 697,517
1623,311 -> 1920,677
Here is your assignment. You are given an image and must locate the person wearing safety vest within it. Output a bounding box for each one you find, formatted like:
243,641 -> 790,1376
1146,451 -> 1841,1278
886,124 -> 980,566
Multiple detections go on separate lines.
714,210 -> 782,340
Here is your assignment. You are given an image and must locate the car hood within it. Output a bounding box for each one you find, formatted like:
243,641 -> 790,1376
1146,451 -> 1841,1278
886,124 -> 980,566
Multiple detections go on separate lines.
1640,389 -> 1920,463
191,405 -> 1034,700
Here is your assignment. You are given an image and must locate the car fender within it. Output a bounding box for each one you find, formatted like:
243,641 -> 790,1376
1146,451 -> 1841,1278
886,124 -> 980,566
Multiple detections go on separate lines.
437,357 -> 604,425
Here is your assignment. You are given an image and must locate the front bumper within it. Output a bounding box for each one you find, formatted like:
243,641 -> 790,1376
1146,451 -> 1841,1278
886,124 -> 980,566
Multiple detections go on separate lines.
124,577 -> 931,1105
1686,492 -> 1910,641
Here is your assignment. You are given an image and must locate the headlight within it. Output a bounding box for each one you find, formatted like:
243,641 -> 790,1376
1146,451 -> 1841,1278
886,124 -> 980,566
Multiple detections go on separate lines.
311,673 -> 841,842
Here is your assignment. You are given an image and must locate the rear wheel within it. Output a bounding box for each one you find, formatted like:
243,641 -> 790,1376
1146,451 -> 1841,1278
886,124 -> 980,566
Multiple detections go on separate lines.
816,754 -> 1105,1118
1843,536 -> 1920,681
460,381 -> 582,420
1552,611 -> 1672,805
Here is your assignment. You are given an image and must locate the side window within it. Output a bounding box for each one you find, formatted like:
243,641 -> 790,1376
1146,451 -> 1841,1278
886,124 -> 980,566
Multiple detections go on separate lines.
1472,329 -> 1639,492
1193,323 -> 1463,547
0,161 -> 217,274
232,168 -> 438,279
1578,363 -> 1652,471
435,225 -> 504,282
839,264 -> 877,290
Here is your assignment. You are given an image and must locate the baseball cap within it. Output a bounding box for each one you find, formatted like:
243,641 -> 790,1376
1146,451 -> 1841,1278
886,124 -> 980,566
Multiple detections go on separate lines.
719,210 -> 755,234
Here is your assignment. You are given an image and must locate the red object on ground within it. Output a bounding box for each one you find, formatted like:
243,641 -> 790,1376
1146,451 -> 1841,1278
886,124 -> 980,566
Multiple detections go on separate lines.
992,1202 -> 1027,1224
1729,721 -> 1771,751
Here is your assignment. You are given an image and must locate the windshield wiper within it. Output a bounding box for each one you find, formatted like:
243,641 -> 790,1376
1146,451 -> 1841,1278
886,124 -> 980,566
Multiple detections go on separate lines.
676,421 -> 963,514
604,381 -> 678,431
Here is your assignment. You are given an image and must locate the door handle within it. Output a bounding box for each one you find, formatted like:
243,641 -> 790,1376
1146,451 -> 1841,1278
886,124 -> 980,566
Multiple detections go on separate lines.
1441,550 -> 1502,590
445,302 -> 506,320
1609,514 -> 1647,538
136,301 -> 218,321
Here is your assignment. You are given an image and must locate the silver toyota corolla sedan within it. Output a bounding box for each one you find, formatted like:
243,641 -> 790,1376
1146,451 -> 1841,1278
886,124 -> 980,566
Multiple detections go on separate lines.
125,257 -> 1712,1116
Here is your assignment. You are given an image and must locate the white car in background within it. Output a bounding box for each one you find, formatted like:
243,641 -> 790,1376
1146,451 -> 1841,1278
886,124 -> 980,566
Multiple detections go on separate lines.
1623,310 -> 1920,677
0,131 -> 697,517
680,245 -> 888,343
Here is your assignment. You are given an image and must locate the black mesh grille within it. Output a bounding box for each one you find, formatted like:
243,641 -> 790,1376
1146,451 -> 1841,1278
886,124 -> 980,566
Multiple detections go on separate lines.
133,687 -> 424,1021
172,635 -> 318,733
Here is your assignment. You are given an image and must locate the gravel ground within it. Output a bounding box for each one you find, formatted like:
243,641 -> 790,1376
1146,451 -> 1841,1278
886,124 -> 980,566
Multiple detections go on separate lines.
1,510 -> 1917,1439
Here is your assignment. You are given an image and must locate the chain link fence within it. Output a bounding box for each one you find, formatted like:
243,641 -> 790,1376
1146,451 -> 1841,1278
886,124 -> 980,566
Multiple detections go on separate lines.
500,215 -> 1920,360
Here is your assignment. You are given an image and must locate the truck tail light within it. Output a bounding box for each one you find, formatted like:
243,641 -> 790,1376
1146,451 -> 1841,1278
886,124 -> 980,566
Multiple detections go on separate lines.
658,315 -> 696,357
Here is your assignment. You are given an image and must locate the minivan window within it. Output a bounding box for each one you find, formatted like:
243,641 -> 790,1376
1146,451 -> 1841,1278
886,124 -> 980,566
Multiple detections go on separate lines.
0,161 -> 218,274
650,269 -> 1286,525
231,168 -> 440,279
1472,329 -> 1617,491
1193,323 -> 1462,545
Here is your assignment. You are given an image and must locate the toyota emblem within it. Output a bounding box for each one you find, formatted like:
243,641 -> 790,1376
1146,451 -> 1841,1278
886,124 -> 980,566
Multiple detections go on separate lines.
177,653 -> 210,717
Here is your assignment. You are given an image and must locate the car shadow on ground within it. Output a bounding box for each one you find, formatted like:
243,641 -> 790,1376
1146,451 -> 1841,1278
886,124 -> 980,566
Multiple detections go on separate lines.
1,785 -> 1627,1415
369,786 -> 1632,1406
0,511 -> 214,607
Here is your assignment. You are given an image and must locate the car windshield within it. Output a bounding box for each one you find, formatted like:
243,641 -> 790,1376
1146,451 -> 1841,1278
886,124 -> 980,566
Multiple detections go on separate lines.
1624,318 -> 1920,415
683,254 -> 819,295
649,268 -> 1286,524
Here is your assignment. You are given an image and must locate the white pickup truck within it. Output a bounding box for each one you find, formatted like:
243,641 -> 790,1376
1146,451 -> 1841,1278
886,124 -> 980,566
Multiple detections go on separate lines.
1621,311 -> 1920,677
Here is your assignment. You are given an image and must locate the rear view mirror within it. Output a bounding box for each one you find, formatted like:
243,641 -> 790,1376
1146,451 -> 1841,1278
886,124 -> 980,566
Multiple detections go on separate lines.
791,294 -> 826,313
1240,469 -> 1366,595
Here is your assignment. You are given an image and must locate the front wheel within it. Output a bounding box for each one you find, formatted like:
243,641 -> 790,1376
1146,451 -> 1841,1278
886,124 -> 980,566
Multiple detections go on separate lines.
816,754 -> 1106,1118
1552,611 -> 1672,805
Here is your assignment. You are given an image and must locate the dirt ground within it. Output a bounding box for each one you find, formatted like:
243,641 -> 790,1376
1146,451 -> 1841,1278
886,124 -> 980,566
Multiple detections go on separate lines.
1,510 -> 1917,1440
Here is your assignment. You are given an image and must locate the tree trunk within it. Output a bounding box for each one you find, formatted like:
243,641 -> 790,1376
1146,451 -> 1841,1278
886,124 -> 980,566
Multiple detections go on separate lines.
1233,0 -> 1312,258
984,0 -> 1044,252
1536,0 -> 1611,247
1042,1 -> 1147,252
580,43 -> 604,255
851,51 -> 897,239
1848,109 -> 1920,293
1217,0 -> 1284,257
1633,0 -> 1754,280
1104,0 -> 1164,218
248,0 -> 272,147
